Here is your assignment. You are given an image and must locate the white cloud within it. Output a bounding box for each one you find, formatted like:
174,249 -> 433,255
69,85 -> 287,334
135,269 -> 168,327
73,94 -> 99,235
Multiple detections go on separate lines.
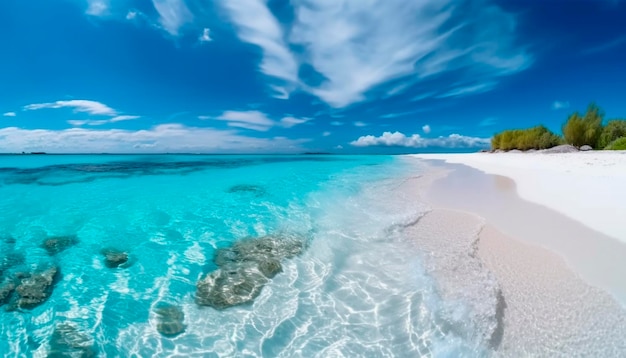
219,0 -> 298,97
214,111 -> 309,131
422,124 -> 431,134
353,121 -> 368,127
437,82 -> 497,98
67,115 -> 140,127
3,112 -> 16,117
86,0 -> 109,16
0,124 -> 307,153
280,116 -> 311,128
216,110 -> 276,131
330,121 -> 344,126
351,131 -> 490,148
110,115 -> 140,122
126,11 -> 137,20
24,100 -> 117,116
222,0 -> 530,107
322,131 -> 331,137
199,28 -> 212,42
198,115 -> 211,120
152,0 -> 193,36
552,101 -> 570,110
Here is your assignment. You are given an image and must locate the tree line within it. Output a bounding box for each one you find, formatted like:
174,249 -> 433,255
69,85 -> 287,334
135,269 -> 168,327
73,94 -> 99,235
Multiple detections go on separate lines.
491,103 -> 626,151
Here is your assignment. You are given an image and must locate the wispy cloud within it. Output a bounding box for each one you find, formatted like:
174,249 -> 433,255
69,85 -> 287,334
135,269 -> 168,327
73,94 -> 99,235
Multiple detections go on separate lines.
353,121 -> 368,127
222,0 -> 531,107
322,131 -> 331,137
351,131 -> 490,148
437,82 -> 497,98
280,116 -> 311,128
220,0 -> 298,97
583,35 -> 626,55
214,110 -> 310,131
0,125 -> 308,153
3,112 -> 16,117
24,100 -> 117,116
199,28 -> 212,43
67,115 -> 140,127
379,112 -> 413,119
422,124 -> 431,134
152,0 -> 193,36
330,121 -> 344,126
552,101 -> 570,110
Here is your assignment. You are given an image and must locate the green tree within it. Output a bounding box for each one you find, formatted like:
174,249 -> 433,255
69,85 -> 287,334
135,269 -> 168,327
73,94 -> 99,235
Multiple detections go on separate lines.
605,137 -> 626,150
598,120 -> 626,149
562,103 -> 604,148
490,125 -> 561,151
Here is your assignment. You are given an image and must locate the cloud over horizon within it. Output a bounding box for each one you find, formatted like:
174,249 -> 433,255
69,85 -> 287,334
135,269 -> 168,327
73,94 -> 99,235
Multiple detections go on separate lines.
0,124 -> 308,153
351,131 -> 490,148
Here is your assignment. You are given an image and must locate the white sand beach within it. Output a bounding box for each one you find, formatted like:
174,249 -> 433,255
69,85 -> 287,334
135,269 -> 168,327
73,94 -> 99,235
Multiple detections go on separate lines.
406,152 -> 626,356
413,151 -> 626,242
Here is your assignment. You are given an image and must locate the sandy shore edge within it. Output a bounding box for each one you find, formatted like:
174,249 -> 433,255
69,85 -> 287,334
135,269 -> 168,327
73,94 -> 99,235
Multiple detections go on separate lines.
403,157 -> 626,356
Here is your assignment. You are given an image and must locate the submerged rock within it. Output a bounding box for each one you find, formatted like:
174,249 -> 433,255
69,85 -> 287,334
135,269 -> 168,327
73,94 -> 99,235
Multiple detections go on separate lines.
15,266 -> 59,309
197,234 -> 305,309
100,248 -> 129,268
227,184 -> 266,196
42,236 -> 78,255
196,263 -> 268,309
155,304 -> 186,337
0,280 -> 16,306
214,235 -> 304,266
48,323 -> 97,357
257,258 -> 282,278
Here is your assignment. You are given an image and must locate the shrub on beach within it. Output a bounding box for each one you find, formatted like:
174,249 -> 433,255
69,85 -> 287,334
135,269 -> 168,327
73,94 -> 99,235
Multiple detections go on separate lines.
605,137 -> 626,150
598,120 -> 626,149
562,103 -> 604,148
491,125 -> 562,151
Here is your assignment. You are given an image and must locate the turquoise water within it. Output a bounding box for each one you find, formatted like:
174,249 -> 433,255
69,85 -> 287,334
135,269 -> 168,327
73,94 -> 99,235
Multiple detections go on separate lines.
0,155 -> 490,357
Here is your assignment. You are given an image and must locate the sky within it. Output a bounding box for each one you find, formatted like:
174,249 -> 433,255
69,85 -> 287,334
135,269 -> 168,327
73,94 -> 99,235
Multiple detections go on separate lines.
1,0 -> 625,154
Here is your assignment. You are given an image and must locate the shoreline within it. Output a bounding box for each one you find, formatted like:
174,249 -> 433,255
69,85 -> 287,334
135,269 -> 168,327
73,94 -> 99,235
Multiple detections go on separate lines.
403,156 -> 626,355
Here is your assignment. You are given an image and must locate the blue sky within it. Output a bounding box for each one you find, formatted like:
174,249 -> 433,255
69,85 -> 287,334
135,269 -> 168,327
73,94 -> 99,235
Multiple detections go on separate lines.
1,0 -> 625,153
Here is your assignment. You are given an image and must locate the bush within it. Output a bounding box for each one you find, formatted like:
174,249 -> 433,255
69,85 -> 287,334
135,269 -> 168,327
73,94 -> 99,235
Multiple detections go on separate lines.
605,137 -> 626,150
562,103 -> 604,148
491,125 -> 562,151
598,120 -> 626,149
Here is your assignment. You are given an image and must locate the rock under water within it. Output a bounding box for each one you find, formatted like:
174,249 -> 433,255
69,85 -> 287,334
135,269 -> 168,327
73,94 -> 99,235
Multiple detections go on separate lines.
42,236 -> 78,255
227,184 -> 266,196
155,304 -> 186,337
14,266 -> 59,309
100,248 -> 129,268
196,234 -> 305,309
48,323 -> 97,357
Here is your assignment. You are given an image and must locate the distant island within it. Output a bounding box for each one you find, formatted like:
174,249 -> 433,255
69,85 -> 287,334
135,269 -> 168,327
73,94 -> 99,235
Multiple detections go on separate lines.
490,103 -> 626,152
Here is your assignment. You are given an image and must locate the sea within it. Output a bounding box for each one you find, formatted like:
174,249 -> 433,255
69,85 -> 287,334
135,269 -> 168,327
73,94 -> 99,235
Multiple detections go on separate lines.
0,154 -> 494,357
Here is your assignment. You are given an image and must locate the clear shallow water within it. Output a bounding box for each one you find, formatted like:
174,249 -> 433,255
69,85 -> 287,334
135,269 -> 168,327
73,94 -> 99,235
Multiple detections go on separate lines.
0,155 -> 491,357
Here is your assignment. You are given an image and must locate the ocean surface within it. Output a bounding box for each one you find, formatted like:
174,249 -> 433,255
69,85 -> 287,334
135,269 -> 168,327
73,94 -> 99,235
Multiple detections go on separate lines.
0,155 -> 493,357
